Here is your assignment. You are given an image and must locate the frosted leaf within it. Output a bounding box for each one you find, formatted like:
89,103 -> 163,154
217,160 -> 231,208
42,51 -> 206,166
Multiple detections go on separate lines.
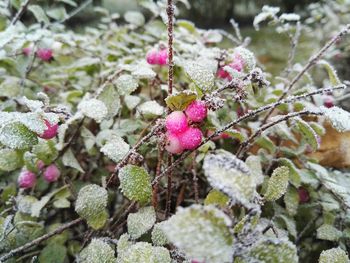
118,165 -> 152,204
249,237 -> 298,263
117,242 -> 171,263
278,158 -> 301,187
124,95 -> 141,110
124,11 -> 145,26
234,47 -> 256,72
318,60 -> 342,87
184,62 -> 215,92
317,224 -> 342,241
0,112 -> 48,134
295,118 -> 319,151
203,150 -> 255,207
0,148 -> 23,171
78,98 -> 108,123
279,13 -> 300,21
132,65 -> 156,79
264,166 -> 289,201
75,184 -> 108,229
79,239 -> 116,263
62,148 -> 84,173
284,187 -> 299,216
127,206 -> 156,239
204,189 -> 230,207
117,233 -> 132,257
0,122 -> 38,149
319,248 -> 349,263
151,222 -> 168,246
137,101 -> 164,118
20,97 -> 44,112
165,91 -> 197,111
160,205 -> 233,263
115,74 -> 139,96
320,106 -> 350,132
253,5 -> 280,30
101,137 -> 130,163
245,155 -> 264,185
98,85 -> 121,119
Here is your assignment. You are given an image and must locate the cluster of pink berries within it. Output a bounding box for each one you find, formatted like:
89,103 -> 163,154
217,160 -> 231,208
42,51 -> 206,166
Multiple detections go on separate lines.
23,47 -> 53,62
217,55 -> 244,81
165,101 -> 207,154
18,162 -> 61,189
146,48 -> 168,66
38,120 -> 59,140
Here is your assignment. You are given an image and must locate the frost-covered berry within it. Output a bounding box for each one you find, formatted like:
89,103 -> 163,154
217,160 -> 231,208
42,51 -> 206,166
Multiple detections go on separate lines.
323,95 -> 334,108
157,49 -> 168,65
165,132 -> 184,154
166,111 -> 188,135
23,47 -> 32,56
178,127 -> 203,150
217,56 -> 244,80
43,164 -> 60,182
185,100 -> 207,122
146,49 -> 158,65
146,49 -> 168,65
37,160 -> 45,170
39,120 -> 58,139
37,48 -> 53,61
298,187 -> 310,203
18,170 -> 36,189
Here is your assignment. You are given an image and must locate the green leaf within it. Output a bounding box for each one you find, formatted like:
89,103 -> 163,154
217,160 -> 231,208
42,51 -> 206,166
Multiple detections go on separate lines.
118,165 -> 152,204
32,139 -> 58,164
203,150 -> 255,207
319,248 -> 349,263
245,155 -> 264,185
185,62 -> 215,92
296,118 -> 319,151
79,239 -> 116,263
0,148 -> 23,172
177,19 -> 196,33
137,101 -> 164,118
320,106 -> 350,132
115,74 -> 139,96
317,224 -> 342,241
124,11 -> 145,26
161,205 -> 233,263
0,122 -> 38,149
0,76 -> 21,97
39,243 -> 67,263
78,98 -> 108,123
318,60 -> 342,86
256,136 -> 276,153
284,186 -> 299,216
75,184 -> 108,230
264,166 -> 289,201
100,137 -> 130,163
204,189 -> 230,207
165,91 -> 197,111
151,222 -> 168,246
127,206 -> 156,239
28,5 -> 50,24
46,7 -> 67,21
98,85 -> 121,119
62,148 -> 84,173
278,158 -> 301,187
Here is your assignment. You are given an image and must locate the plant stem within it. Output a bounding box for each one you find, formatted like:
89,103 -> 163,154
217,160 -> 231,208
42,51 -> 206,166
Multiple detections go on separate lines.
167,0 -> 174,96
11,0 -> 31,25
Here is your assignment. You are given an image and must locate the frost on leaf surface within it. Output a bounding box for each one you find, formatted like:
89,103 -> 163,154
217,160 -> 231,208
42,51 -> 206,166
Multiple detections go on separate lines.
184,62 -> 215,92
75,184 -> 108,229
319,248 -> 349,263
264,166 -> 289,201
253,5 -> 280,30
98,85 -> 121,119
79,239 -> 116,263
115,74 -> 139,96
249,237 -> 298,263
132,64 -> 156,79
203,150 -> 255,207
118,165 -> 152,204
127,206 -> 156,239
234,47 -> 256,71
245,155 -> 264,185
318,60 -> 342,87
137,100 -> 164,118
78,98 -> 108,123
117,241 -> 171,263
101,137 -> 130,162
0,148 -> 23,171
316,224 -> 342,241
160,205 -> 233,263
295,118 -> 319,151
151,222 -> 168,246
0,122 -> 38,149
320,106 -> 350,132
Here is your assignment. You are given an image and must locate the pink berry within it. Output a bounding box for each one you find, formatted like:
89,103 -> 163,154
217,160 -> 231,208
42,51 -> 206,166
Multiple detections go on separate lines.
217,56 -> 244,80
23,47 -> 32,56
43,164 -> 60,182
37,160 -> 45,170
38,120 -> 59,140
185,100 -> 207,122
37,48 -> 53,61
298,187 -> 310,204
165,132 -> 184,154
217,67 -> 231,80
18,170 -> 36,189
178,127 -> 203,150
157,49 -> 168,65
323,95 -> 334,108
166,111 -> 188,135
146,50 -> 158,65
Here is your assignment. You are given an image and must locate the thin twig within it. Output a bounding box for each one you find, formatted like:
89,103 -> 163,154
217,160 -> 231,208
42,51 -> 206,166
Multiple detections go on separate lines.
167,0 -> 174,95
284,21 -> 301,77
11,0 -> 31,25
165,155 -> 173,218
58,0 -> 93,24
152,144 -> 164,209
191,152 -> 199,204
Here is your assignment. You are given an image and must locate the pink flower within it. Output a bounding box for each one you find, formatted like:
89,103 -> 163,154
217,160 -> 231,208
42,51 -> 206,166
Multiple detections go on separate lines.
185,100 -> 207,123
43,164 -> 60,182
178,127 -> 203,150
37,48 -> 53,61
38,120 -> 59,140
18,170 -> 36,189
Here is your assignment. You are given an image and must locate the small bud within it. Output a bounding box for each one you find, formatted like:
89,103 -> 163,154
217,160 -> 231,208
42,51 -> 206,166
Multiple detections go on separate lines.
323,95 -> 334,108
178,127 -> 203,150
146,49 -> 158,65
37,48 -> 53,61
18,170 -> 36,189
43,164 -> 60,182
37,160 -> 45,170
157,49 -> 168,65
38,120 -> 59,140
185,100 -> 207,123
165,111 -> 188,135
165,132 -> 184,154
22,47 -> 32,56
298,187 -> 310,204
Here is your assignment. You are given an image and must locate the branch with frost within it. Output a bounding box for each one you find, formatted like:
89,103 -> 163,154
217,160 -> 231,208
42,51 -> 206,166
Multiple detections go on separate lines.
11,0 -> 31,25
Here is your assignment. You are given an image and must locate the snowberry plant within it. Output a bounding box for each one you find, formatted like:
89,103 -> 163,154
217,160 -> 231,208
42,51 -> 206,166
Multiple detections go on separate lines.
1,0 -> 350,262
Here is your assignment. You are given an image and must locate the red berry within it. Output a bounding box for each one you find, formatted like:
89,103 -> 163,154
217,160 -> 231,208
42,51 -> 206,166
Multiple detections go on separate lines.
18,170 -> 36,189
166,111 -> 188,135
157,49 -> 168,65
178,127 -> 203,150
146,49 -> 158,65
185,100 -> 207,123
37,48 -> 53,61
323,95 -> 334,108
165,132 -> 184,154
43,164 -> 60,182
298,187 -> 310,204
38,120 -> 59,140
